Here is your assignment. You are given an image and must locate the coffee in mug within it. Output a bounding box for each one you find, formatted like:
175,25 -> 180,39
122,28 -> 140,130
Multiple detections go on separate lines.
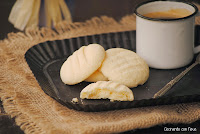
143,8 -> 192,19
135,1 -> 200,69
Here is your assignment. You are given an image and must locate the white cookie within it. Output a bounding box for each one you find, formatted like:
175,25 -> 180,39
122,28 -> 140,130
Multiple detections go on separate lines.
80,81 -> 134,101
85,70 -> 108,82
60,44 -> 105,85
99,48 -> 149,88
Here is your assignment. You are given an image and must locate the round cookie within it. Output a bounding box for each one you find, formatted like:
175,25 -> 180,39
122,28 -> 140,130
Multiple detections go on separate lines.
85,70 -> 108,82
60,44 -> 105,85
80,81 -> 134,101
99,48 -> 149,88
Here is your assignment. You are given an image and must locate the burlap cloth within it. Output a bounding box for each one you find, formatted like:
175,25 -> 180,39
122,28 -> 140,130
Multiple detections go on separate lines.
1,6 -> 200,134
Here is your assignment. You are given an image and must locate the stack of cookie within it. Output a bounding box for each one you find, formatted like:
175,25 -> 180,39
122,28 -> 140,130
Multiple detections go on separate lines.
60,44 -> 149,101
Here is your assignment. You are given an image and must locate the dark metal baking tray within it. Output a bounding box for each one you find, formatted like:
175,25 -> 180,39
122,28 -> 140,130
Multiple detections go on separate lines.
25,30 -> 200,112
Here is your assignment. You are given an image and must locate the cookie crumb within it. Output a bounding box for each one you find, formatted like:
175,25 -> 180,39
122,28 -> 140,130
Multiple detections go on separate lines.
71,98 -> 78,103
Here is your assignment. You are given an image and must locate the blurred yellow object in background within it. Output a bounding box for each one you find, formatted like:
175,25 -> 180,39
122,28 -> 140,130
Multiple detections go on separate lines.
27,0 -> 41,28
8,0 -> 72,30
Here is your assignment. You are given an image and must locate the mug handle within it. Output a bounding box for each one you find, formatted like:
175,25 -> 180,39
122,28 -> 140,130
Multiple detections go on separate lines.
194,12 -> 200,54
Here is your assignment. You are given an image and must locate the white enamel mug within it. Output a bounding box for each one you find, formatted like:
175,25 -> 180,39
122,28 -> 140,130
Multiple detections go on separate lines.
135,1 -> 200,69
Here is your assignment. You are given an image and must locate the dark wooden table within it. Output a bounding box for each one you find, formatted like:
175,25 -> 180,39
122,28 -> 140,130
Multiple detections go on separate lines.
1,0 -> 200,134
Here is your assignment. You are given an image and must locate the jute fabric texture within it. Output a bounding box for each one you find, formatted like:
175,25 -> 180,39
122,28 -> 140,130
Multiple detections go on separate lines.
1,6 -> 200,134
